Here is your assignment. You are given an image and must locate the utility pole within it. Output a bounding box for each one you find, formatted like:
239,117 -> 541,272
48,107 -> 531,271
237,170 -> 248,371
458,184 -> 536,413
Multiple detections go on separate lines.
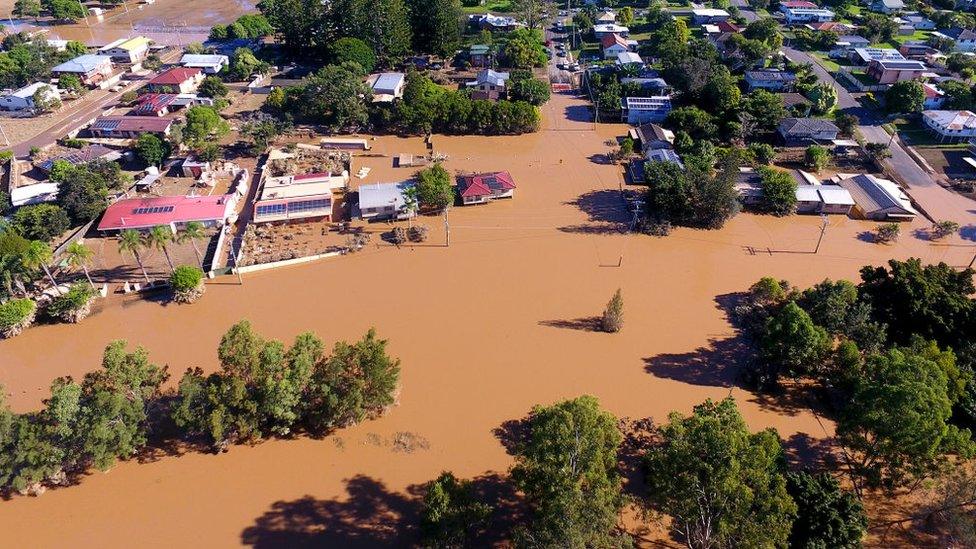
814,214 -> 828,254
443,207 -> 450,247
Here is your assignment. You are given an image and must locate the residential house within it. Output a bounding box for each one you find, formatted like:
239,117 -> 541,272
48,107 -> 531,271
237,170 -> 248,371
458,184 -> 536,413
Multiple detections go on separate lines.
922,109 -> 976,142
692,8 -> 730,24
932,28 -> 976,53
601,33 -> 637,58
0,82 -> 60,111
865,58 -> 926,84
467,69 -> 509,100
10,183 -> 59,208
620,96 -> 672,125
358,182 -> 417,220
619,70 -> 669,94
88,115 -> 174,138
180,54 -> 229,74
870,0 -> 905,14
923,82 -> 945,109
744,70 -> 796,91
805,21 -> 856,33
903,14 -> 935,30
36,144 -> 122,173
456,171 -> 516,205
97,36 -> 151,64
628,123 -> 674,151
647,148 -> 684,169
616,52 -> 644,68
469,45 -> 491,67
849,47 -> 905,65
368,72 -> 406,102
147,67 -> 204,94
834,35 -> 870,50
596,9 -> 616,23
253,172 -> 347,223
780,92 -> 813,115
593,23 -> 630,38
131,93 -> 178,116
780,6 -> 835,24
778,117 -> 840,144
899,41 -> 936,59
51,54 -> 114,86
795,185 -> 823,213
834,173 -> 917,220
817,186 -> 856,215
470,13 -> 520,31
97,194 -> 236,233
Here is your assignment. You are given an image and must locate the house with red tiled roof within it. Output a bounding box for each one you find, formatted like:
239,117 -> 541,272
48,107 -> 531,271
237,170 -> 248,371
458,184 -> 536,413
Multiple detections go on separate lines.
456,171 -> 516,205
601,33 -> 637,59
147,67 -> 204,94
97,193 -> 236,233
89,115 -> 175,138
132,93 -> 178,116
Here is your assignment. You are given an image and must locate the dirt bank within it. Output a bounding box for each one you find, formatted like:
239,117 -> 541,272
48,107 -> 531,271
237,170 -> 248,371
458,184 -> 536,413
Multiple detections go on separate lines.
0,93 -> 970,547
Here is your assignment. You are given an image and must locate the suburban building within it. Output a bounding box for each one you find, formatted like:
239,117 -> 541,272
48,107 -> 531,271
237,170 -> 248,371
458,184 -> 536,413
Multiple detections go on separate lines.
10,183 -> 59,208
132,93 -> 179,116
146,67 -> 204,94
98,36 -> 151,63
647,148 -> 684,169
870,0 -> 905,13
467,69 -> 509,100
620,96 -> 672,125
778,117 -> 840,144
834,173 -> 917,220
88,115 -> 175,138
51,54 -> 114,86
744,70 -> 796,91
180,54 -> 229,74
832,35 -> 871,51
628,123 -> 674,151
358,182 -> 417,220
593,24 -> 630,38
469,13 -> 520,32
691,8 -> 730,24
932,28 -> 976,52
367,72 -> 406,102
780,6 -> 835,24
601,33 -> 637,58
899,41 -> 936,59
456,171 -> 516,205
253,172 -> 347,223
849,47 -> 905,65
817,186 -> 856,215
922,109 -> 976,141
469,45 -> 491,67
0,82 -> 60,111
902,14 -> 935,30
780,92 -> 813,115
36,144 -> 122,173
596,9 -> 616,23
616,51 -> 644,67
865,58 -> 927,84
805,21 -> 856,33
97,194 -> 236,232
795,185 -> 823,213
923,82 -> 945,109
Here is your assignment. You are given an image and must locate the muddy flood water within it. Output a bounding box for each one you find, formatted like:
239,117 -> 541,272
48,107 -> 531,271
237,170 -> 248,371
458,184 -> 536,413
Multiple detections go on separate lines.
0,0 -> 258,45
1,93 -> 973,547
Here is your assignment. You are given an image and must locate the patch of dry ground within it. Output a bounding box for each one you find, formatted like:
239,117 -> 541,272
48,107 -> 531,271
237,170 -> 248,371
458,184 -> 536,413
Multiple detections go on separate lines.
0,93 -> 972,548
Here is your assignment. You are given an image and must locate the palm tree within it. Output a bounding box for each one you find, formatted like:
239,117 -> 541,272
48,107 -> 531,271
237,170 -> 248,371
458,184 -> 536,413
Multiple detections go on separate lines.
177,221 -> 206,268
402,185 -> 418,229
146,225 -> 175,272
118,229 -> 151,283
21,240 -> 61,295
65,240 -> 96,290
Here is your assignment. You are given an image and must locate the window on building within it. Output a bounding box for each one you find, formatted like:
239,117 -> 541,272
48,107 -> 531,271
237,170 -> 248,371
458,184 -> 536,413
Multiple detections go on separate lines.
256,203 -> 287,217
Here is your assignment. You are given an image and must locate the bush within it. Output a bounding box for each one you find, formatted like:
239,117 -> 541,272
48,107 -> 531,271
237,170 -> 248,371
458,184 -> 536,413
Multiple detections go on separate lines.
170,265 -> 205,304
197,76 -> 228,99
11,203 -> 70,241
805,145 -> 829,172
408,226 -> 428,242
757,166 -> 797,216
391,226 -> 408,246
875,222 -> 900,243
601,289 -> 624,333
45,283 -> 97,323
931,220 -> 960,240
0,298 -> 36,338
748,143 -> 776,165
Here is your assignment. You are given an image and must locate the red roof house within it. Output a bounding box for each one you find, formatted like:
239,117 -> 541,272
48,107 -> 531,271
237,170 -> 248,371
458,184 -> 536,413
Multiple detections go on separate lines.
456,171 -> 516,205
97,194 -> 235,232
147,67 -> 204,93
781,1 -> 818,7
132,93 -> 178,116
89,115 -> 174,138
714,20 -> 742,33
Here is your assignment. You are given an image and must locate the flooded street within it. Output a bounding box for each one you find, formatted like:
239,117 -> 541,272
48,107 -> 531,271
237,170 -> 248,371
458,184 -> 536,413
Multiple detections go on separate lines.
0,0 -> 258,44
0,93 -> 971,546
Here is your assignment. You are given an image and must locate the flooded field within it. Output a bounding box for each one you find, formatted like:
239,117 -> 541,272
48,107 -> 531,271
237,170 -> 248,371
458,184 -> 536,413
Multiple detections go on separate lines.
0,0 -> 258,45
0,93 -> 972,547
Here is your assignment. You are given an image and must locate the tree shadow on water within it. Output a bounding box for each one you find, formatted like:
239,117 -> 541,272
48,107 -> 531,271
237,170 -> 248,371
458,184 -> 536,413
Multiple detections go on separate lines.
240,475 -> 420,548
538,316 -> 602,332
642,336 -> 752,389
564,190 -> 630,224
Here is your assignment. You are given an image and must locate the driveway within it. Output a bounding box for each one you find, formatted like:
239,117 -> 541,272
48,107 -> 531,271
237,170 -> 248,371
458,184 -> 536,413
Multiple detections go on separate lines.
730,0 -> 759,22
784,47 -> 976,226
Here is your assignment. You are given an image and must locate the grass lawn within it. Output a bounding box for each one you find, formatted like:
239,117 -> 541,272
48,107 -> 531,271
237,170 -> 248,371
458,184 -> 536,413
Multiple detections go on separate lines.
810,52 -> 840,72
849,69 -> 879,87
889,117 -> 970,148
462,0 -> 513,14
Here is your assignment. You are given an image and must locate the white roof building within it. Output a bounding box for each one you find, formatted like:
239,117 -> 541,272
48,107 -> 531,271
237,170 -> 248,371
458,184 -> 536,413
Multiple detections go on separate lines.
180,54 -> 229,74
616,52 -> 644,66
922,109 -> 976,140
0,82 -> 61,111
10,182 -> 59,207
358,182 -> 417,220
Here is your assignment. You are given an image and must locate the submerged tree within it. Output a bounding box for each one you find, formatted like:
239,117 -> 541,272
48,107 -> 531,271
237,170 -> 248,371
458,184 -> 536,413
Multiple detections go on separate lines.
419,471 -> 492,547
601,289 -> 623,333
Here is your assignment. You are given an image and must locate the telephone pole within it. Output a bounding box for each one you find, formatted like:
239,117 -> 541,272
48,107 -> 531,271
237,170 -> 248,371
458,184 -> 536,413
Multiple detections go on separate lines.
814,214 -> 828,254
443,207 -> 450,247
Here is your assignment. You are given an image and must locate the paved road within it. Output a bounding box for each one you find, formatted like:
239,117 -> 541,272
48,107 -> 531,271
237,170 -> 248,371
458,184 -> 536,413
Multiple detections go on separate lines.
784,47 -> 976,226
730,0 -> 759,22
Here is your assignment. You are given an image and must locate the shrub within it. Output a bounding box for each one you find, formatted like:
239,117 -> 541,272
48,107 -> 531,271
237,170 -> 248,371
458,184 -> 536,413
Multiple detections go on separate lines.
601,289 -> 624,333
931,220 -> 960,240
45,283 -> 97,323
408,226 -> 429,242
11,203 -> 70,241
875,222 -> 900,243
749,143 -> 776,165
391,226 -> 408,246
170,265 -> 205,304
0,298 -> 37,338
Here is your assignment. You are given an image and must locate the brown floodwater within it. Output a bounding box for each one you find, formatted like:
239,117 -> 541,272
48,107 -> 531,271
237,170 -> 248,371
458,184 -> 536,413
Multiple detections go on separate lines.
0,0 -> 258,45
0,94 -> 970,547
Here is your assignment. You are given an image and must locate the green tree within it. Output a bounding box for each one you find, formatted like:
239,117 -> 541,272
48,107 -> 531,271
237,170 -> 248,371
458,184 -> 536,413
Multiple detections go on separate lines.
644,397 -> 797,549
13,0 -> 41,19
758,301 -> 832,384
885,80 -> 925,114
31,84 -> 60,112
21,240 -> 60,295
805,144 -> 829,172
58,73 -> 84,95
329,37 -> 376,72
511,395 -> 625,547
145,226 -> 175,273
938,79 -> 974,110
42,0 -> 84,21
54,163 -> 111,224
749,143 -> 777,165
197,76 -> 228,99
806,83 -> 837,115
11,203 -> 70,241
359,0 -> 413,66
511,0 -> 553,30
136,133 -> 169,167
170,265 -> 205,303
406,0 -> 462,58
181,106 -> 229,147
292,62 -> 371,130
419,471 -> 492,547
786,471 -> 867,549
509,78 -> 551,106
742,89 -> 787,133
601,288 -> 623,333
177,221 -> 207,268
859,13 -> 898,43
617,6 -> 634,25
834,113 -> 858,137
64,240 -> 96,290
0,298 -> 36,338
757,166 -> 797,216
415,163 -> 454,211
228,47 -> 269,81
118,229 -> 151,283
503,28 -> 547,68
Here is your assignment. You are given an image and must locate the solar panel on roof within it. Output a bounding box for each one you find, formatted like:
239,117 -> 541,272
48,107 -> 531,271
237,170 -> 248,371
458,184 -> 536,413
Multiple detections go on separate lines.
133,205 -> 175,215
